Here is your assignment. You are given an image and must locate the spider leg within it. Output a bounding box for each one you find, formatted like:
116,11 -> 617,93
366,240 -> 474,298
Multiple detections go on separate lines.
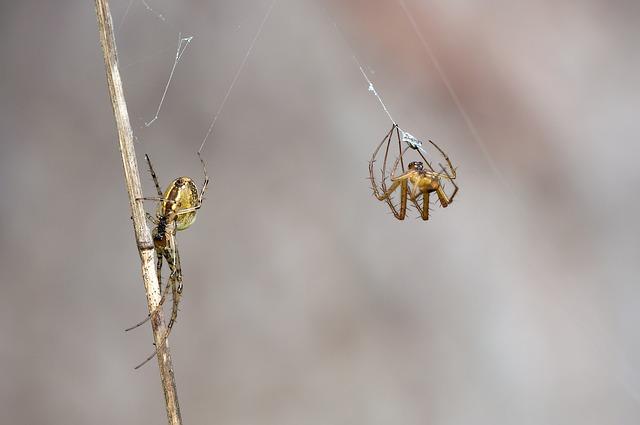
172,204 -> 202,216
373,144 -> 411,220
166,244 -> 183,333
403,180 -> 427,220
146,212 -> 159,225
132,279 -> 177,369
380,127 -> 408,215
435,186 -> 451,207
369,126 -> 394,174
392,125 -> 405,172
137,196 -> 172,203
397,179 -> 408,220
436,166 -> 459,206
134,346 -> 159,369
133,248 -> 182,370
124,276 -> 172,331
388,146 -> 411,179
124,253 -> 169,332
415,146 -> 436,172
145,154 -> 164,196
414,191 -> 430,220
197,151 -> 210,205
376,178 -> 408,220
369,126 -> 402,216
435,182 -> 457,207
427,140 -> 457,179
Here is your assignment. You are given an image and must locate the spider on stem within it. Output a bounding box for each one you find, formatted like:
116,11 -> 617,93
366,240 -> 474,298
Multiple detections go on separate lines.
126,152 -> 209,369
369,124 -> 458,220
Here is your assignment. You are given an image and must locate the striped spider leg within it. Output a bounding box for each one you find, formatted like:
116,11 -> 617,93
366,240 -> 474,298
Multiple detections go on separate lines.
127,152 -> 209,369
369,124 -> 458,220
369,124 -> 407,219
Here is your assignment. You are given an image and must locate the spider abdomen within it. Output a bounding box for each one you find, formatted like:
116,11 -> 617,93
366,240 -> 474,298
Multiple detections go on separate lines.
411,174 -> 439,193
158,177 -> 200,231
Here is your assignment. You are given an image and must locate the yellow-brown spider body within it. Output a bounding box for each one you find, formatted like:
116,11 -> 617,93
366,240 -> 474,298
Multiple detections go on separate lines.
158,176 -> 200,231
127,153 -> 209,369
405,163 -> 441,193
369,125 -> 458,221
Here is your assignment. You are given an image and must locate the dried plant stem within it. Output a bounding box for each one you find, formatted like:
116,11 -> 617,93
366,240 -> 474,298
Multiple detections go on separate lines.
94,1 -> 182,424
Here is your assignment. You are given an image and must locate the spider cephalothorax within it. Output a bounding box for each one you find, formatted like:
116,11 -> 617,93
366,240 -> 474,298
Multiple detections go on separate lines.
369,124 -> 458,220
408,161 -> 423,171
127,153 -> 209,369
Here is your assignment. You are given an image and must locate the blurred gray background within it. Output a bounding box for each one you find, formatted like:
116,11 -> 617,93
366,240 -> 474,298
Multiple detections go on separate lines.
1,0 -> 640,424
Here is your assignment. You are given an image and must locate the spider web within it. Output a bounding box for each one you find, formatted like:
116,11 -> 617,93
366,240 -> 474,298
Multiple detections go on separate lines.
112,0 -> 276,154
323,5 -> 450,172
198,0 -> 277,154
325,0 -> 507,191
111,0 -> 278,369
144,33 -> 193,128
395,0 -> 506,187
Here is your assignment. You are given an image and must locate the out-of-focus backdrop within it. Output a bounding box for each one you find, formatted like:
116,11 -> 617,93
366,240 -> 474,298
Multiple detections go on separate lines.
1,0 -> 639,424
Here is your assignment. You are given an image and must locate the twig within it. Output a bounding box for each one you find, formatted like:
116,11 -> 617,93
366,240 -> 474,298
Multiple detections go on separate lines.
93,1 -> 182,424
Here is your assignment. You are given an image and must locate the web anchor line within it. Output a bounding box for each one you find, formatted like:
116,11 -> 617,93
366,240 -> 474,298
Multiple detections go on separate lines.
328,13 -> 427,156
145,32 -> 193,128
395,0 -> 506,186
198,0 -> 277,154
359,64 -> 429,155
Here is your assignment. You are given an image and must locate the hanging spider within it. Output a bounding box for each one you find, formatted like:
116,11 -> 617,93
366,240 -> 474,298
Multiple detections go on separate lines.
126,152 -> 209,369
369,124 -> 458,220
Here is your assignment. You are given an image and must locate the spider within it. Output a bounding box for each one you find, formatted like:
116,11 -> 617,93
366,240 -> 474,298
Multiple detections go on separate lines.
126,152 -> 209,369
369,124 -> 458,220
